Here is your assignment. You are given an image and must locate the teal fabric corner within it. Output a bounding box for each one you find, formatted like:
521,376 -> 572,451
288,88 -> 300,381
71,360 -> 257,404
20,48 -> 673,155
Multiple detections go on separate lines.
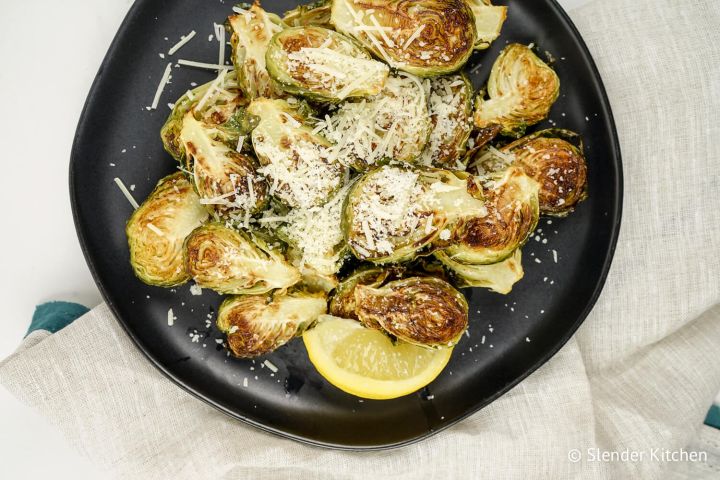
706,405 -> 720,430
27,301 -> 89,336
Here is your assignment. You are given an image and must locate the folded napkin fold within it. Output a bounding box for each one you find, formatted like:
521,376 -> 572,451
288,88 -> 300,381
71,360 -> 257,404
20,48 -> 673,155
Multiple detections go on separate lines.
2,0 -> 720,478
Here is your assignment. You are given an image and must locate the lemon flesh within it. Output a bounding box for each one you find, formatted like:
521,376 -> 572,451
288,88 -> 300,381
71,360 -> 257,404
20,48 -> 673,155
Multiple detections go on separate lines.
303,315 -> 453,400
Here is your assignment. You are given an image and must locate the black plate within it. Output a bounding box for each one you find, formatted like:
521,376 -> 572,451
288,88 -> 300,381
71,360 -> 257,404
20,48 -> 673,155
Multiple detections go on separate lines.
70,0 -> 622,449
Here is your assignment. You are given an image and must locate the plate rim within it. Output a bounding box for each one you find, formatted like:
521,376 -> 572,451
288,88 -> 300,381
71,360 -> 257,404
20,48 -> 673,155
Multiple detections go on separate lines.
69,0 -> 623,451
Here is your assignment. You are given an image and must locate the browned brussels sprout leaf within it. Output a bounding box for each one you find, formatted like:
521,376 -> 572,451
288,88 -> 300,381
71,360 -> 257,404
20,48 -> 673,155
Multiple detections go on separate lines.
217,289 -> 327,357
331,0 -> 476,77
504,129 -> 588,217
474,43 -> 560,137
354,277 -> 469,348
184,223 -> 300,295
126,172 -> 209,287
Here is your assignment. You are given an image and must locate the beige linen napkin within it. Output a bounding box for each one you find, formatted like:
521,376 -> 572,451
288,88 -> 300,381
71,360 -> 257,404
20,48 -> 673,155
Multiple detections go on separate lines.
2,0 -> 720,478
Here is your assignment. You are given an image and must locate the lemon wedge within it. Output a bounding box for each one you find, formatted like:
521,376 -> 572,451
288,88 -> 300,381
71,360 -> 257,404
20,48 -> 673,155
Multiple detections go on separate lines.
303,315 -> 453,400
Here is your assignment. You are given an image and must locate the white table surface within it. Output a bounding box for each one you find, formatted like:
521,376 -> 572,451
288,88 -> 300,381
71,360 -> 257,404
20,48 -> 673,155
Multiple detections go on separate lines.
4,0 -> 690,478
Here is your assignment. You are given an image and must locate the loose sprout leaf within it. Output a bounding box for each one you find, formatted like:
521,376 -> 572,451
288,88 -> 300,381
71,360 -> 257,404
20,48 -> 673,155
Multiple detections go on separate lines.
184,223 -> 301,295
162,70 -> 247,166
330,0 -> 476,77
474,43 -> 560,138
418,74 -> 474,168
343,166 -> 486,263
161,82 -> 213,164
315,73 -> 431,171
441,166 -> 539,265
436,248 -> 524,294
180,113 -> 269,219
466,0 -> 507,50
228,4 -> 286,99
217,289 -> 327,357
355,277 -> 469,348
503,129 -> 588,217
126,173 -> 209,287
248,98 -> 348,208
266,26 -> 389,102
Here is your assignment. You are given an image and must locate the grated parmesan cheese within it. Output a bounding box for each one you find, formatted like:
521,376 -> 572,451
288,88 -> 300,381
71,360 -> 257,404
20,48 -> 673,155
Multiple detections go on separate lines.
177,59 -> 233,70
114,177 -> 140,209
263,360 -> 278,373
215,23 -> 226,65
150,63 -> 172,110
348,167 -> 426,256
167,308 -> 175,326
146,223 -> 164,236
316,74 -> 431,169
402,24 -> 425,50
168,30 -> 196,55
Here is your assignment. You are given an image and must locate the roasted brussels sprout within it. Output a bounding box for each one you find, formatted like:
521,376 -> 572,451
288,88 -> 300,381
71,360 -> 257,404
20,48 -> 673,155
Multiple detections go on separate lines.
126,173 -> 209,287
266,26 -> 389,102
180,113 -> 268,219
247,98 -> 348,208
440,166 -> 539,265
466,0 -> 507,50
329,266 -> 391,321
355,277 -> 468,348
283,0 -> 333,28
330,0 -> 476,77
277,183 -> 351,276
317,73 -> 432,170
343,166 -> 486,263
418,74 -> 474,168
504,129 -> 588,217
474,43 -> 560,138
217,289 -> 327,357
228,4 -> 286,99
435,248 -> 523,294
184,223 -> 300,294
161,71 -> 247,165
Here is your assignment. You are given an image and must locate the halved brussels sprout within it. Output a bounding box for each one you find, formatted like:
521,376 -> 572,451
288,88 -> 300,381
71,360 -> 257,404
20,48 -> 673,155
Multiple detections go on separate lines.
184,223 -> 300,294
266,26 -> 389,102
126,173 -> 209,287
180,112 -> 268,219
317,73 -> 432,170
283,0 -> 333,28
474,43 -> 560,137
330,0 -> 476,77
217,289 -> 327,357
418,74 -> 474,168
435,248 -> 524,294
228,4 -> 286,99
440,166 -> 539,265
277,183 -> 351,276
354,277 -> 468,348
161,71 -> 247,165
466,0 -> 507,50
329,266 -> 391,322
248,98 -> 348,208
343,166 -> 486,263
504,129 -> 588,217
